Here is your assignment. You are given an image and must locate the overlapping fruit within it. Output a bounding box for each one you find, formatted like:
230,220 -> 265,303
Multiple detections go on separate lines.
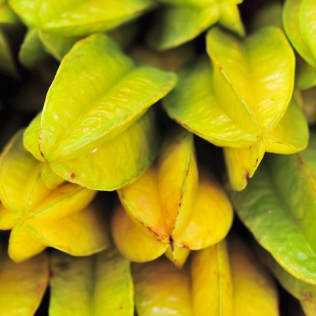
0,0 -> 315,315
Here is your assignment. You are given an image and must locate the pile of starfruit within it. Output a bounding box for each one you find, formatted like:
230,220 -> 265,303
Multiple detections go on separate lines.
1,0 -> 316,315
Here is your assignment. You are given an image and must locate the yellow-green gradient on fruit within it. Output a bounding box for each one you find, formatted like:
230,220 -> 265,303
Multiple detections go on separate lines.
0,131 -> 110,262
283,0 -> 316,67
148,0 -> 244,50
49,248 -> 134,316
9,0 -> 155,36
133,257 -> 193,316
0,243 -> 48,316
23,33 -> 176,191
258,245 -> 316,316
230,134 -> 316,285
112,128 -> 233,267
191,237 -> 278,316
164,27 -> 308,191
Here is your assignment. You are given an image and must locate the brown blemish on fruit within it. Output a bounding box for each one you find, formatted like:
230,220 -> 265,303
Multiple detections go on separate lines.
119,303 -> 123,310
245,172 -> 250,183
169,236 -> 174,251
39,132 -> 45,158
182,243 -> 189,249
49,268 -> 54,279
147,226 -> 160,238
302,292 -> 313,302
293,218 -> 302,226
71,172 -> 76,180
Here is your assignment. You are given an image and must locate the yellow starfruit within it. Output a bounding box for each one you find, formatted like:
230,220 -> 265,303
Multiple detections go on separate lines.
0,131 -> 110,262
23,33 -> 176,191
163,27 -> 308,191
191,237 -> 279,316
112,128 -> 233,267
132,257 -> 193,316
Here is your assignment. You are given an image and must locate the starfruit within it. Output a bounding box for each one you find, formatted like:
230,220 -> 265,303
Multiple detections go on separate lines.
23,34 -> 176,191
0,0 -> 19,76
112,128 -> 233,267
0,242 -> 48,315
49,248 -> 134,316
191,237 -> 279,316
9,0 -> 155,66
0,131 -> 110,262
147,0 -> 244,50
283,0 -> 316,67
258,245 -> 316,316
164,26 -> 308,191
230,133 -> 316,284
133,257 -> 193,316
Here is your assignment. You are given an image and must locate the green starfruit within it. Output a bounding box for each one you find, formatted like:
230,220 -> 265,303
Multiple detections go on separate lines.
10,0 -> 155,66
283,0 -> 316,67
0,0 -> 19,76
0,130 -> 110,262
147,0 -> 244,50
230,134 -> 316,284
23,34 -> 176,191
49,248 -> 134,316
112,128 -> 233,267
258,245 -> 316,316
164,26 -> 308,191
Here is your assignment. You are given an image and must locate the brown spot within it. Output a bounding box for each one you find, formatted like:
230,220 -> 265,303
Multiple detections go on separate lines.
119,303 -> 123,310
39,132 -> 45,158
245,172 -> 250,183
293,218 -> 302,226
185,169 -> 189,176
182,243 -> 189,249
302,292 -> 313,302
218,65 -> 223,71
70,172 -> 76,180
179,202 -> 182,207
147,226 -> 160,238
169,236 -> 174,251
49,268 -> 54,279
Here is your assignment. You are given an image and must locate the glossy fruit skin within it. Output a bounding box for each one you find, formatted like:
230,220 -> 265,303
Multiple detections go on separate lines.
113,128 -> 233,267
164,26 -> 308,191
